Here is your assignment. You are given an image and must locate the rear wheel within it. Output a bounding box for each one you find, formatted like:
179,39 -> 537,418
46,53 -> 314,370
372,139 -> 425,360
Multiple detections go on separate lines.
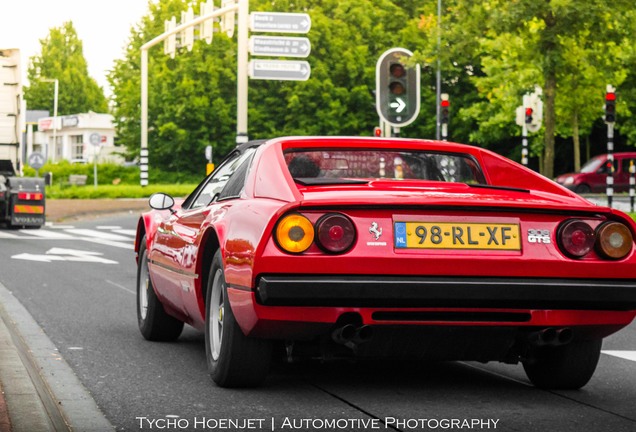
522,338 -> 602,389
574,184 -> 591,194
137,236 -> 184,341
205,250 -> 272,387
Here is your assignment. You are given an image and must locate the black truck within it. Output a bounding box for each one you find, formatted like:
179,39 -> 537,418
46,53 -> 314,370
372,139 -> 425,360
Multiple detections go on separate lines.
0,160 -> 45,228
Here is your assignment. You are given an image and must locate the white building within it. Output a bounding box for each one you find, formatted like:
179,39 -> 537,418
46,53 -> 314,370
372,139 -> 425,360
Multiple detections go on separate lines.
35,112 -> 124,164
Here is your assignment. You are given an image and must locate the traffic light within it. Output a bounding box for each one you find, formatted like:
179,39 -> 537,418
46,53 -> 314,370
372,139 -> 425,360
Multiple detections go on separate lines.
376,48 -> 420,127
605,91 -> 616,123
441,96 -> 450,125
373,127 -> 382,137
525,107 -> 533,125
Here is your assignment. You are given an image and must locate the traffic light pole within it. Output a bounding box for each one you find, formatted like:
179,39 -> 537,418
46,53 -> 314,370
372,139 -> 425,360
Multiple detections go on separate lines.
630,160 -> 635,213
441,123 -> 448,141
607,122 -> 614,208
521,123 -> 528,166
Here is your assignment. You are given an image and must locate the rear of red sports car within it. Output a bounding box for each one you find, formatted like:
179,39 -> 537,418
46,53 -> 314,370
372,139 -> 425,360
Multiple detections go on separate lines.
136,137 -> 636,389
224,138 -> 636,389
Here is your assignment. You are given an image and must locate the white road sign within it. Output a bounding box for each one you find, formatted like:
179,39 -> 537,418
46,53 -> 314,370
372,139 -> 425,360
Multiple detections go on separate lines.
250,12 -> 311,34
28,152 -> 45,170
248,60 -> 311,81
249,36 -> 311,58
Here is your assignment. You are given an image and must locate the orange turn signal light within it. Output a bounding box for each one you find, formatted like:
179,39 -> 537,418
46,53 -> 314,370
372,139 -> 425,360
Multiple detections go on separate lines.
275,214 -> 315,253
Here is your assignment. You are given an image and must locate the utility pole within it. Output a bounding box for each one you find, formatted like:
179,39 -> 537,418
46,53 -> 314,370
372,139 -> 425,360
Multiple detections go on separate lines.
435,0 -> 442,140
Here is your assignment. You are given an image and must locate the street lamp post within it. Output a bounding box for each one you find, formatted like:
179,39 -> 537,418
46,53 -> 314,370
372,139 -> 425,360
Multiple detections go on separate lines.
41,78 -> 59,160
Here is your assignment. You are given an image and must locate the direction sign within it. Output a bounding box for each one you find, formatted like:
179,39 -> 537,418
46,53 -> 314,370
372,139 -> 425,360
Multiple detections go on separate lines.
249,60 -> 311,81
249,36 -> 311,58
28,152 -> 45,170
250,12 -> 311,34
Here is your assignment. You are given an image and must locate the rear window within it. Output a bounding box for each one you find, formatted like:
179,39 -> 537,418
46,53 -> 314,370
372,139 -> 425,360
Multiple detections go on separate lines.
284,149 -> 486,184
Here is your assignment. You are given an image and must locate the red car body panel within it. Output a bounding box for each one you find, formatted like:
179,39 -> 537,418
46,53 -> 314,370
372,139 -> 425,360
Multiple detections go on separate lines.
136,137 -> 636,352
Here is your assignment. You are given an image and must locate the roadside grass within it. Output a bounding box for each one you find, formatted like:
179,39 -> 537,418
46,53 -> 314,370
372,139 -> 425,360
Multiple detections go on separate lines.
46,184 -> 197,199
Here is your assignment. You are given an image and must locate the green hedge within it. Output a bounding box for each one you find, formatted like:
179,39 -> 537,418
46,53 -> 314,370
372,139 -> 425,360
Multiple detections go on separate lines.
23,160 -> 201,186
45,184 -> 197,199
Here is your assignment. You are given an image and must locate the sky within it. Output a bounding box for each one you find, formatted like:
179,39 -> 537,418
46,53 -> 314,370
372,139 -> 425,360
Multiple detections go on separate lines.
1,0 -> 151,96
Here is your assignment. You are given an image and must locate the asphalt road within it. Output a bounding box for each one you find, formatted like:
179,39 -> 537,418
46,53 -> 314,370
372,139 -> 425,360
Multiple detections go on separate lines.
0,214 -> 635,432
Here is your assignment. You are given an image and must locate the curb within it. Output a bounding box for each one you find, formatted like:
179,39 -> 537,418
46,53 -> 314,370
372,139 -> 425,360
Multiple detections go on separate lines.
0,282 -> 114,431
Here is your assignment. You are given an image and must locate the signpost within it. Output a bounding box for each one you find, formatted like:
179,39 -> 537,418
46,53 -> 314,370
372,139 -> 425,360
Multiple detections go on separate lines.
140,1 -> 313,186
249,60 -> 310,81
249,12 -> 311,33
249,36 -> 310,58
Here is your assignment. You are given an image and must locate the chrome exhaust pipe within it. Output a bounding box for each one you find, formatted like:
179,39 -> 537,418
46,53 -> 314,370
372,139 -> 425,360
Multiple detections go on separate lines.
529,327 -> 573,346
529,328 -> 557,346
556,328 -> 573,345
353,325 -> 373,344
331,324 -> 356,345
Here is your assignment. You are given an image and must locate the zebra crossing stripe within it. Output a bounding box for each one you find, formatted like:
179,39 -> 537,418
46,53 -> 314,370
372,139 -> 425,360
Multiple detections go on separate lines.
603,350 -> 636,362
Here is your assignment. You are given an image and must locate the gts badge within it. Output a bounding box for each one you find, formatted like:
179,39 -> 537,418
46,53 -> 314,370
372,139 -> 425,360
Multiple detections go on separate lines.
528,229 -> 551,244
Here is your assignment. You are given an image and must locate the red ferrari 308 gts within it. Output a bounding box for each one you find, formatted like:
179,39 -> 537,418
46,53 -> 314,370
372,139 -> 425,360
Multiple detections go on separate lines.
135,137 -> 636,389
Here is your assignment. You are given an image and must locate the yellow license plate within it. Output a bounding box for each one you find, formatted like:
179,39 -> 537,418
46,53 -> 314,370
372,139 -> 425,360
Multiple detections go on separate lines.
394,222 -> 521,250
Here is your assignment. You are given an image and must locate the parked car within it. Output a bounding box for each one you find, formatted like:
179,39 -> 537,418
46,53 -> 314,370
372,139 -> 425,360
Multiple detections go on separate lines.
555,152 -> 636,193
135,137 -> 636,389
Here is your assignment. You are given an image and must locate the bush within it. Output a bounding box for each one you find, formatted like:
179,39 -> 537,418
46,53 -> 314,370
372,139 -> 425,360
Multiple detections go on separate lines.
45,183 -> 197,199
23,160 -> 201,187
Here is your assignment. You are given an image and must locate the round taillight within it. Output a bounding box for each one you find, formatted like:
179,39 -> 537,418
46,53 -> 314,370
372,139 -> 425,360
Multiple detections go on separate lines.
315,213 -> 356,254
558,219 -> 595,258
275,214 -> 314,254
596,222 -> 633,260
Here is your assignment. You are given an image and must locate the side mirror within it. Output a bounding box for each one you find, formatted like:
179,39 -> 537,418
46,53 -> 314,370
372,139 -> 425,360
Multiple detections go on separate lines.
149,193 -> 175,211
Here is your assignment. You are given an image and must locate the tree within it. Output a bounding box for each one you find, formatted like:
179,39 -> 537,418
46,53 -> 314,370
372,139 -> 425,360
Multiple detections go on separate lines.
415,0 -> 635,177
24,21 -> 108,115
108,0 -> 425,177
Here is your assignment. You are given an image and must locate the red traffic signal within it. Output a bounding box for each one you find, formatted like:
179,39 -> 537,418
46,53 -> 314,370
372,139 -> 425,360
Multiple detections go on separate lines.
373,127 -> 382,137
525,107 -> 533,124
441,98 -> 450,124
605,92 -> 616,123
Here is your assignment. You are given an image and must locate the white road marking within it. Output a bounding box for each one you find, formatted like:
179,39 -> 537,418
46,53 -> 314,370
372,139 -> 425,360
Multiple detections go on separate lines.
19,229 -> 74,239
0,231 -> 19,238
11,247 -> 118,264
602,350 -> 636,362
64,229 -> 131,241
112,229 -> 136,236
106,279 -> 135,295
77,237 -> 134,250
97,226 -> 121,230
11,253 -> 65,262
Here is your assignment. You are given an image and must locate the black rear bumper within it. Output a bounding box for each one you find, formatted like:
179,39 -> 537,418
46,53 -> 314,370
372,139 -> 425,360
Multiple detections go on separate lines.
256,275 -> 636,311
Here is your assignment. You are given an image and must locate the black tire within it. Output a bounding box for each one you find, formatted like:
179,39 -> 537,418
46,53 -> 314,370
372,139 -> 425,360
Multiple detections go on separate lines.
574,184 -> 591,194
522,338 -> 602,389
205,250 -> 272,388
137,236 -> 184,341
